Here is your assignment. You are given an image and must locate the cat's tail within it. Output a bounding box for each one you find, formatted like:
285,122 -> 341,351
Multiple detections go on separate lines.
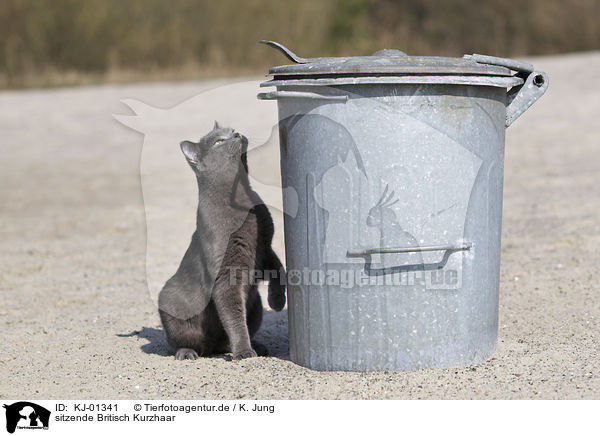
265,249 -> 286,312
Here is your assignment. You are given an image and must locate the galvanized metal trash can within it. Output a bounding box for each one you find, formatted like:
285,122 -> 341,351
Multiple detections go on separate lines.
258,41 -> 548,371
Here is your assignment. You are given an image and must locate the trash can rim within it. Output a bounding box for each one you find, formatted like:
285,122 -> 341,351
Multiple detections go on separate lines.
267,56 -> 514,77
260,74 -> 524,89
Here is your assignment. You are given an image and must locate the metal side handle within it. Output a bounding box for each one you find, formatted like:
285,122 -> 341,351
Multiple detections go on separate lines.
465,53 -> 548,127
505,70 -> 549,127
347,243 -> 472,276
347,244 -> 472,256
257,91 -> 348,102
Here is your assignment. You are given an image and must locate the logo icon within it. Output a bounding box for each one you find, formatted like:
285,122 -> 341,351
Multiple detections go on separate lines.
3,402 -> 50,434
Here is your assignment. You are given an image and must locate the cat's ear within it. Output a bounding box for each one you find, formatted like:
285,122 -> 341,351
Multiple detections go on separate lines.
213,120 -> 220,130
181,140 -> 208,171
180,141 -> 198,162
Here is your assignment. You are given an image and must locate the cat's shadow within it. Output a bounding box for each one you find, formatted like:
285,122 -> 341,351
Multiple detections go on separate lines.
117,308 -> 289,360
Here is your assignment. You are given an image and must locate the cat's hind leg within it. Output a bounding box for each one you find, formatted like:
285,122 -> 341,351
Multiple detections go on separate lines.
159,309 -> 208,360
175,348 -> 199,360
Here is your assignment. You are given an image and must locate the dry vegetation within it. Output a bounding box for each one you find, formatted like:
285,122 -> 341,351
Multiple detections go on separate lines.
1,0 -> 599,88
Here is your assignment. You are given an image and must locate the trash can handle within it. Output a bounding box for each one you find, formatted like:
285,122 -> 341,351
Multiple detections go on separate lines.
504,70 -> 549,127
464,54 -> 548,127
464,54 -> 534,73
257,91 -> 348,102
259,40 -> 320,64
347,243 -> 471,276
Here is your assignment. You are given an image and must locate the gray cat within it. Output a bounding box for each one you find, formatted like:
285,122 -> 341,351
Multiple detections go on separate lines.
158,122 -> 286,360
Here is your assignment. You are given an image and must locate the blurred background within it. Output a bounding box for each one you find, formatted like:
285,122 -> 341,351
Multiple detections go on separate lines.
1,0 -> 598,89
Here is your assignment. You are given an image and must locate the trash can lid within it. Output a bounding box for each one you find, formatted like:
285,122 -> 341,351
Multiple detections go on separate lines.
261,41 -> 531,78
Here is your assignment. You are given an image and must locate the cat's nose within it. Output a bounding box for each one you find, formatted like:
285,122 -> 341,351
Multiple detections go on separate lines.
233,132 -> 241,138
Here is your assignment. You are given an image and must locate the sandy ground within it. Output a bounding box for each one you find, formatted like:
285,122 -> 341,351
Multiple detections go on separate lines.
1,52 -> 599,400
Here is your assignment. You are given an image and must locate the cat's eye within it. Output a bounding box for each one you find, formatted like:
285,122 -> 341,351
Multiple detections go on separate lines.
214,139 -> 225,146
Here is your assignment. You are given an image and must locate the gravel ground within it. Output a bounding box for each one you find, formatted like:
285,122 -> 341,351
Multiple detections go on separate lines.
1,52 -> 599,399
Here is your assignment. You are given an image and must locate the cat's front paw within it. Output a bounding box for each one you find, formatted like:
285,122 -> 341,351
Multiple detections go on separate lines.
175,348 -> 199,360
232,348 -> 258,360
268,292 -> 286,312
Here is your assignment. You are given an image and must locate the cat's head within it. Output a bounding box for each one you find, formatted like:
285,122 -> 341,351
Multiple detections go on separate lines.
180,121 -> 248,175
